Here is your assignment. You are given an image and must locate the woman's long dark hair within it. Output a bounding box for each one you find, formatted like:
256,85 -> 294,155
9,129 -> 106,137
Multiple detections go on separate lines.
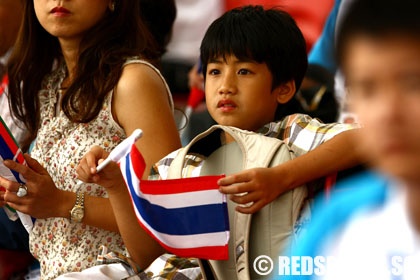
8,1 -> 159,150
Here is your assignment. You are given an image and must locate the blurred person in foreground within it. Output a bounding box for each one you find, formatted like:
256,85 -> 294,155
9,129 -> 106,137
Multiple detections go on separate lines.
284,0 -> 420,279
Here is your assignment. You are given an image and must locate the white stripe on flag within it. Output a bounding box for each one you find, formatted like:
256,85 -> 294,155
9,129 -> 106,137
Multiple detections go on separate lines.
139,190 -> 224,209
122,155 -> 225,209
0,155 -> 19,182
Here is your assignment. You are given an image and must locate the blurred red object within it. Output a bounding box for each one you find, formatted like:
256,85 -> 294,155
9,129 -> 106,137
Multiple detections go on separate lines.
187,87 -> 205,110
183,87 -> 206,125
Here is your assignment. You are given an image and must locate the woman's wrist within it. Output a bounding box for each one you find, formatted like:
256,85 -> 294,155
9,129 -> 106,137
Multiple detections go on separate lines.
57,190 -> 77,219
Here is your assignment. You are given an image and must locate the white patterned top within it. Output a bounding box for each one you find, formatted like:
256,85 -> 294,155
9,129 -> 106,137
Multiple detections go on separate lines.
29,58 -> 172,279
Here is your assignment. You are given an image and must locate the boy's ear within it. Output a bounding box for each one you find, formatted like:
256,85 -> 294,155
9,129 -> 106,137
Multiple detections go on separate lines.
274,80 -> 296,104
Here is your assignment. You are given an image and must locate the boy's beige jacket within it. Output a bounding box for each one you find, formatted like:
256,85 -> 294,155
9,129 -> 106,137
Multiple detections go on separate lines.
167,125 -> 308,280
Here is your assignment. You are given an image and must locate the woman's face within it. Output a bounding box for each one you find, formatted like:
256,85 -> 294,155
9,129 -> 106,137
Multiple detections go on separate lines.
33,0 -> 111,43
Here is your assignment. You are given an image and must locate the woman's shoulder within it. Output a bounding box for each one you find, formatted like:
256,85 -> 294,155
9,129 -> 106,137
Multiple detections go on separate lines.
121,59 -> 162,82
118,57 -> 173,110
122,57 -> 155,68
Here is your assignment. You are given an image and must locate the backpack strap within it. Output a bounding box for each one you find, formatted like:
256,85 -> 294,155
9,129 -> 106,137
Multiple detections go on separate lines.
167,125 -> 223,178
225,127 -> 285,280
168,125 -> 283,178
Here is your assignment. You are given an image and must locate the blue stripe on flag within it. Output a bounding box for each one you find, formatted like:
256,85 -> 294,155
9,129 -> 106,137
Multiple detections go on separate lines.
134,196 -> 227,235
124,155 -> 228,235
0,136 -> 22,183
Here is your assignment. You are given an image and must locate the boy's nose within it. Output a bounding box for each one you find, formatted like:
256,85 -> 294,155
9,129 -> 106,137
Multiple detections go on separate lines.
218,75 -> 236,95
218,85 -> 234,95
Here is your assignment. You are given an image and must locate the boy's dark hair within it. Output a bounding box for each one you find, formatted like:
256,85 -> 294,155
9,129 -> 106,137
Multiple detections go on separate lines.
336,0 -> 420,67
200,5 -> 307,120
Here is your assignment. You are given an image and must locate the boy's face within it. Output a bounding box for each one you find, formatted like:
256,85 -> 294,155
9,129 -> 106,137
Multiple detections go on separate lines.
204,54 -> 294,132
344,35 -> 420,183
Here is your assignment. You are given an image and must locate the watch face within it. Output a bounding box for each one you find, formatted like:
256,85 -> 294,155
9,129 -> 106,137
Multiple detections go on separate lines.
72,207 -> 84,222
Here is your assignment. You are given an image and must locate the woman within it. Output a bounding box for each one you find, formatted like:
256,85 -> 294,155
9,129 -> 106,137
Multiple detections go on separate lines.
1,0 -> 181,278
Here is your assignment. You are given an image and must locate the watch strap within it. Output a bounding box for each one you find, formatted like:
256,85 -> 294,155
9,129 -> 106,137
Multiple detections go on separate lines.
70,191 -> 85,223
75,191 -> 85,208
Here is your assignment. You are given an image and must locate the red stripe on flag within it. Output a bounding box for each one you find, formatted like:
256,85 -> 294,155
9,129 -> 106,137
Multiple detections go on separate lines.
16,153 -> 25,164
161,243 -> 229,261
129,144 -> 225,194
130,143 -> 146,179
0,118 -> 20,155
140,175 -> 225,195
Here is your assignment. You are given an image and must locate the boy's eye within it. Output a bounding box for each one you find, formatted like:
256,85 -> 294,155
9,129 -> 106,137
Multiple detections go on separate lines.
208,69 -> 220,75
238,69 -> 251,75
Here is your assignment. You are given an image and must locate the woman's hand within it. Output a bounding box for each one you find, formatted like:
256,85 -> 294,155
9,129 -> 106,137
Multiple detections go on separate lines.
0,154 -> 71,219
0,188 -> 6,207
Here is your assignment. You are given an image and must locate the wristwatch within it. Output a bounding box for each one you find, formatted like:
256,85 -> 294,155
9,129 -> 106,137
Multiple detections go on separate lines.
70,192 -> 85,223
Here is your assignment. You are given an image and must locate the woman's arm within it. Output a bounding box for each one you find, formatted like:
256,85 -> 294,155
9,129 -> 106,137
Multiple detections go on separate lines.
101,62 -> 181,267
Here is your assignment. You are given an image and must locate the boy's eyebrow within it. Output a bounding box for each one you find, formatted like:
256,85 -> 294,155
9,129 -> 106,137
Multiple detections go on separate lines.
208,58 -> 224,64
208,57 -> 258,64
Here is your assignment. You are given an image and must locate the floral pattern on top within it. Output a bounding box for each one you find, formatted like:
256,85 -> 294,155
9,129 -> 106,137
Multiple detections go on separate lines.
29,58 -> 168,279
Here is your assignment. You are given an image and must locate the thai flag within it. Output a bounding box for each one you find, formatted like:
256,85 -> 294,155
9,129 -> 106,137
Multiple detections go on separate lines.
0,116 -> 33,232
119,144 -> 229,260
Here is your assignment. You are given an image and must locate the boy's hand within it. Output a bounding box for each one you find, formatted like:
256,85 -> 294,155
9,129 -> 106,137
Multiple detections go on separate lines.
76,146 -> 126,193
218,167 -> 292,214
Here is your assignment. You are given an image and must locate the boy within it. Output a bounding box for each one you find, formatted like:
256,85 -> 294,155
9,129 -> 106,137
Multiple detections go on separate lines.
76,5 -> 360,277
202,5 -> 359,214
189,3 -> 360,213
284,0 -> 420,279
